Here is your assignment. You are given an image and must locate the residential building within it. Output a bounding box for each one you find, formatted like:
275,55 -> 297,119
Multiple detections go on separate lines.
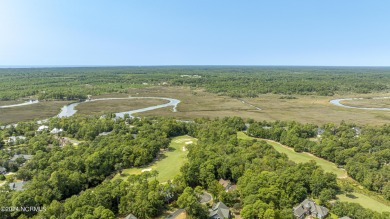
50,128 -> 63,134
209,202 -> 231,219
293,199 -> 329,219
9,181 -> 27,191
37,125 -> 49,132
10,154 -> 33,162
7,136 -> 26,144
218,178 -> 237,192
125,213 -> 137,219
0,166 -> 6,174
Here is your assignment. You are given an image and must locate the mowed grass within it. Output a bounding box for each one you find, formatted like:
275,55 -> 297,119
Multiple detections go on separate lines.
75,98 -> 169,116
337,192 -> 390,213
237,132 -> 347,178
0,101 -> 72,124
112,135 -> 197,182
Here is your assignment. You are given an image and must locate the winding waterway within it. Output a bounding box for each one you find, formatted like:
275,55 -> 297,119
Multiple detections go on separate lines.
330,97 -> 390,111
0,100 -> 39,109
0,97 -> 180,129
57,97 -> 180,118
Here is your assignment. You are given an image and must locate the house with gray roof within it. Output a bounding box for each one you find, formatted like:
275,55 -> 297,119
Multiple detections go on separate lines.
125,213 -> 137,219
9,181 -> 27,191
0,166 -> 6,174
10,154 -> 33,162
293,199 -> 329,219
317,128 -> 325,137
209,202 -> 231,219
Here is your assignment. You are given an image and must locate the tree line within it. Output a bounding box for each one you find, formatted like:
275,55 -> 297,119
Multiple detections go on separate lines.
1,66 -> 389,101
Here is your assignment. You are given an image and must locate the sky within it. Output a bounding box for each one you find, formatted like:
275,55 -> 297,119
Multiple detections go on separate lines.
0,0 -> 389,66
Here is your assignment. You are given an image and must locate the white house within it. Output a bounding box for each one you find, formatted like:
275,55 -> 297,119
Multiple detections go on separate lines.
37,125 -> 49,132
7,136 -> 26,144
50,128 -> 63,134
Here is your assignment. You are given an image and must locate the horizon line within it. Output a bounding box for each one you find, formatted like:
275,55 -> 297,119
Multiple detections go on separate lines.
1,64 -> 390,69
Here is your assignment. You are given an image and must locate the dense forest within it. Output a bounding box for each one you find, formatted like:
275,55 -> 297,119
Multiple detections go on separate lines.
0,66 -> 390,100
0,116 -> 389,218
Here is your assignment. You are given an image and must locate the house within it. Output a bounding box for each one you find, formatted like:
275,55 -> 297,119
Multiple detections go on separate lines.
293,199 -> 329,219
9,181 -> 27,191
125,213 -> 137,219
317,128 -> 325,137
7,136 -> 26,144
50,128 -> 63,134
10,154 -> 33,162
0,166 -> 6,174
218,179 -> 237,192
209,202 -> 231,219
37,125 -> 49,132
352,127 -> 361,136
99,131 -> 112,136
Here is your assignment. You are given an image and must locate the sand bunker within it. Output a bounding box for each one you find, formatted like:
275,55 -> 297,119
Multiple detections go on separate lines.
141,168 -> 152,172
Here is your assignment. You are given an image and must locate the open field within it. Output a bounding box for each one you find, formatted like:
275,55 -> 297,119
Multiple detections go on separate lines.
237,132 -> 347,178
0,100 -> 23,106
131,87 -> 390,125
75,98 -> 169,116
337,192 -> 390,213
340,98 -> 390,108
1,86 -> 390,125
0,101 -> 72,124
112,135 -> 196,182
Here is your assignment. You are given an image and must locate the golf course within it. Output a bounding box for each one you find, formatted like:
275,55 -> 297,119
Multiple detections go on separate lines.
112,135 -> 197,182
237,131 -> 390,213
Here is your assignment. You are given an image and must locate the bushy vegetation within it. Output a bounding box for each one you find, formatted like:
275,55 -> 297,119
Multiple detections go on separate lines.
1,66 -> 390,101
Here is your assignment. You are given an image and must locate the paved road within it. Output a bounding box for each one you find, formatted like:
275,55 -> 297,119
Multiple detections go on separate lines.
166,208 -> 185,219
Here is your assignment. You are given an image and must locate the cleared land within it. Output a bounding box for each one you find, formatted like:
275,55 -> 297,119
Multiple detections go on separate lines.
337,192 -> 390,213
0,101 -> 71,124
75,98 -> 169,116
237,132 -> 347,178
112,135 -> 197,182
237,132 -> 390,213
340,98 -> 390,108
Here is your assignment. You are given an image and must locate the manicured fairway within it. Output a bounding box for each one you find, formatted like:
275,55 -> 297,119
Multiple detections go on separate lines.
113,135 -> 197,182
337,192 -> 390,213
237,131 -> 390,213
237,132 -> 347,178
